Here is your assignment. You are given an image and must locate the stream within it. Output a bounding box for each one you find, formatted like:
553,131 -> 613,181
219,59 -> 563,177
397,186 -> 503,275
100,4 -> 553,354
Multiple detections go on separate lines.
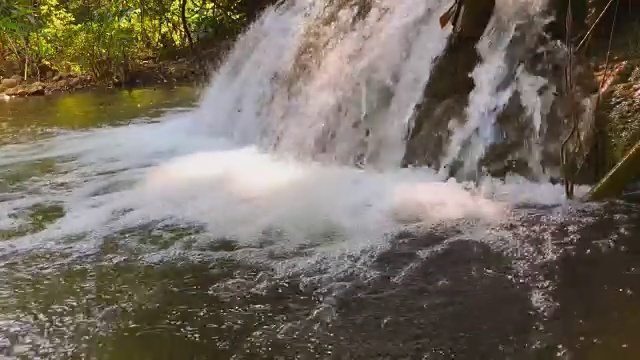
2,0 -> 640,357
0,86 -> 639,360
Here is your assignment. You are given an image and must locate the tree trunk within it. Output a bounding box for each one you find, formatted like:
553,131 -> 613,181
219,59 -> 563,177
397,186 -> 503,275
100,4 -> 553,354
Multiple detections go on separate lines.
180,0 -> 194,49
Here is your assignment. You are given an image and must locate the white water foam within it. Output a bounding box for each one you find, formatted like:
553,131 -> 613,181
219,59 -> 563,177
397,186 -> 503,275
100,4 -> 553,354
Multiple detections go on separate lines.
0,0 -> 590,265
0,109 -> 584,257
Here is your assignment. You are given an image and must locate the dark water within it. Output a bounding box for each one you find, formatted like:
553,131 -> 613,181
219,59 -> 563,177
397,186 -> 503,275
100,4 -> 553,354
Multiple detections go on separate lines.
1,89 -> 640,359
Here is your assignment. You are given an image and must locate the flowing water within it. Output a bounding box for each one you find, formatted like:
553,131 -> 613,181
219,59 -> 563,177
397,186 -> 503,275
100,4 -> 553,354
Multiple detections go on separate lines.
1,1 -> 640,359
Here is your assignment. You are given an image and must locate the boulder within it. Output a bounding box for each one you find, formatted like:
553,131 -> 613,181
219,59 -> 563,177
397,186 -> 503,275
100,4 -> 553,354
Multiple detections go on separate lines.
10,75 -> 23,84
38,63 -> 56,79
26,83 -> 45,96
3,83 -> 46,97
68,77 -> 81,88
1,78 -> 18,89
4,87 -> 17,96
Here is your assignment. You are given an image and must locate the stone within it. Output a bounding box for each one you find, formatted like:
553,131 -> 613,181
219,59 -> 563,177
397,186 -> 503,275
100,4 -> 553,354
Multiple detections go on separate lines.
38,63 -> 55,79
26,84 -> 45,96
1,78 -> 18,89
15,86 -> 28,96
10,74 -> 23,84
4,87 -> 17,96
68,77 -> 80,88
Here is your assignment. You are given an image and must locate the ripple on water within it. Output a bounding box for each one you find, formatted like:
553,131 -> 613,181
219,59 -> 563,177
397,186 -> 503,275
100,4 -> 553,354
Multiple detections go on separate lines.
2,91 -> 640,358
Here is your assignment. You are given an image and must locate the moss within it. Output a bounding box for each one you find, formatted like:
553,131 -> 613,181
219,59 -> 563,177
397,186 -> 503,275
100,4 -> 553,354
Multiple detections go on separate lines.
583,9 -> 640,182
0,203 -> 65,241
115,223 -> 206,250
0,159 -> 58,192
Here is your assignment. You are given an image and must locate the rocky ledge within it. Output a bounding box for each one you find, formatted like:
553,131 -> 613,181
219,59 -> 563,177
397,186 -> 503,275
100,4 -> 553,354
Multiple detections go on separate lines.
0,74 -> 94,98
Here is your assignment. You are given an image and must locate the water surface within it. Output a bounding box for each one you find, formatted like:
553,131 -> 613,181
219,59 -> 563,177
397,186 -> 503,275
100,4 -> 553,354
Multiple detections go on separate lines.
1,89 -> 640,360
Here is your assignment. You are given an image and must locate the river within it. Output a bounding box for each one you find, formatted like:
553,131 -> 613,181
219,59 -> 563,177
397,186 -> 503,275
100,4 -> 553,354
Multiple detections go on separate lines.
2,0 -> 640,357
0,86 -> 639,360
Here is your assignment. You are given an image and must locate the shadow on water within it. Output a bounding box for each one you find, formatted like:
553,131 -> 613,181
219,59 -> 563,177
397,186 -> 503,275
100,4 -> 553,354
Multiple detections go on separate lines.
543,203 -> 640,359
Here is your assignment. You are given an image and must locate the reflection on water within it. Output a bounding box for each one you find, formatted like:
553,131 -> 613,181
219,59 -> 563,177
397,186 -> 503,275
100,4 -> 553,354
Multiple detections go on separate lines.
0,87 -> 198,146
1,88 -> 640,359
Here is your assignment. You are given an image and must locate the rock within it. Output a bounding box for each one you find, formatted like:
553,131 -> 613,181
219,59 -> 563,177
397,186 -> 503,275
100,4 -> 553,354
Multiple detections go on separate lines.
68,77 -> 80,88
10,74 -> 23,84
38,63 -> 56,79
1,78 -> 18,89
15,86 -> 28,96
26,83 -> 45,96
3,83 -> 46,97
52,75 -> 61,82
4,87 -> 17,96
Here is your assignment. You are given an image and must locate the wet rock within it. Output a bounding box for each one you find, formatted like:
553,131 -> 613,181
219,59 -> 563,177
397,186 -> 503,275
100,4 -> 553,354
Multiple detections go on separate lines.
403,0 -> 496,170
15,87 -> 28,96
404,0 -> 600,182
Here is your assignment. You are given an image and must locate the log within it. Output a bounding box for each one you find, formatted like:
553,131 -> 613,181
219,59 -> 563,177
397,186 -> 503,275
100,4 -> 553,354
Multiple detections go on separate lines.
586,138 -> 640,200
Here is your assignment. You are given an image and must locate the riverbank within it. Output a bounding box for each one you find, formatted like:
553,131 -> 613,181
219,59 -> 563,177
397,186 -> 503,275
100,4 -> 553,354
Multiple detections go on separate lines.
0,55 -> 213,98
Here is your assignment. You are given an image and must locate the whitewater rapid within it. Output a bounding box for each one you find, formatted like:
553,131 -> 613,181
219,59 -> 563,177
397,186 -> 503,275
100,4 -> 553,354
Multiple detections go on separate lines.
1,0 -> 590,266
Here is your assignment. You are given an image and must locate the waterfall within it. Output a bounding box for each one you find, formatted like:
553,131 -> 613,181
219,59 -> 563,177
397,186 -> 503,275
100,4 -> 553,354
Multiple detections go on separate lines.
196,0 -> 581,179
0,0 -> 585,255
198,0 -> 452,169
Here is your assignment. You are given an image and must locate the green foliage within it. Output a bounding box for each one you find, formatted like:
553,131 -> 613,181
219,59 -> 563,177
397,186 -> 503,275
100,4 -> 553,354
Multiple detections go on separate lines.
0,0 -> 258,81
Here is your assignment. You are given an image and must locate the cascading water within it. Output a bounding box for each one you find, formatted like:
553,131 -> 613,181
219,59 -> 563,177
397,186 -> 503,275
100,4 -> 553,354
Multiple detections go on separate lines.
0,0 -> 588,284
198,0 -> 454,169
0,0 -> 586,292
197,0 -> 588,180
2,1 -> 628,358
